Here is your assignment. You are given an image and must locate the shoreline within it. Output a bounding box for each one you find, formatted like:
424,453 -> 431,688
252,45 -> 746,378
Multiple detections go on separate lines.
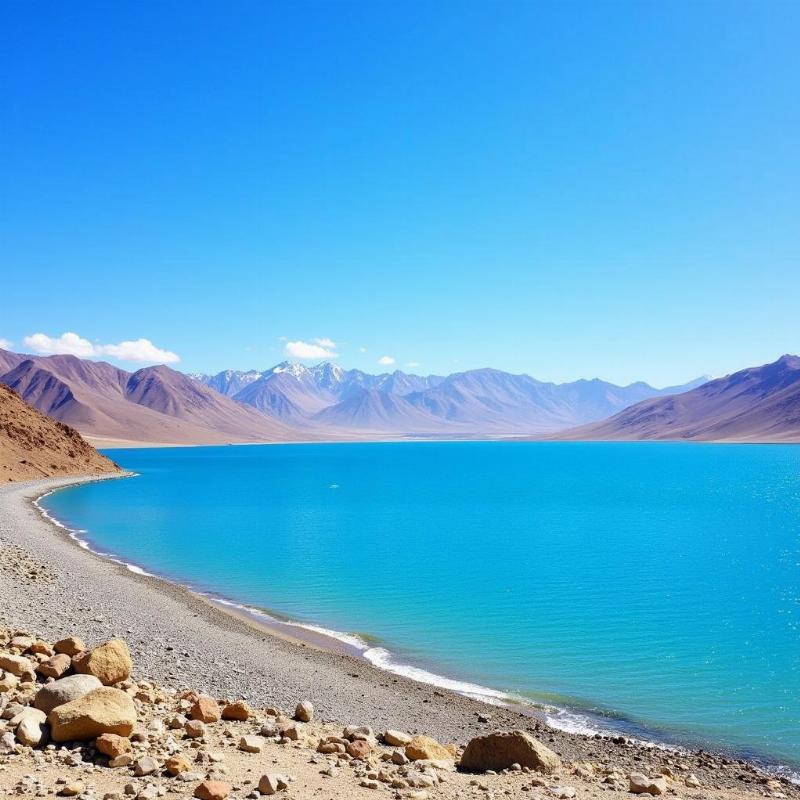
2,474 -> 798,792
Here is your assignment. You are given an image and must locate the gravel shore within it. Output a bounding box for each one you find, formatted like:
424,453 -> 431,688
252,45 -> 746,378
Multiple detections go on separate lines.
1,475 -> 797,796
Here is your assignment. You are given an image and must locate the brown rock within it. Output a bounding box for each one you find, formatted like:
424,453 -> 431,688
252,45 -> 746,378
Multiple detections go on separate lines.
184,719 -> 206,738
165,754 -> 193,775
629,774 -> 667,795
258,774 -> 288,795
74,639 -> 132,685
383,729 -> 412,746
294,700 -> 313,722
30,640 -> 54,656
0,653 -> 34,677
54,637 -> 86,657
95,733 -> 131,758
38,653 -> 72,679
190,694 -> 221,723
194,780 -> 231,800
460,730 -> 562,773
221,700 -> 251,721
346,739 -> 372,760
405,735 -> 452,762
47,687 -> 136,742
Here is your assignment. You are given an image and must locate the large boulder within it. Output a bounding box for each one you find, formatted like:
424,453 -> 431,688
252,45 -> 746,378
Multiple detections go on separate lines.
629,773 -> 668,795
74,639 -> 132,685
459,730 -> 562,773
34,674 -> 102,715
47,687 -> 136,742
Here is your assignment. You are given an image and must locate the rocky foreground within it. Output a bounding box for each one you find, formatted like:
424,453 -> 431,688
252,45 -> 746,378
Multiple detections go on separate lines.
1,629 -> 798,800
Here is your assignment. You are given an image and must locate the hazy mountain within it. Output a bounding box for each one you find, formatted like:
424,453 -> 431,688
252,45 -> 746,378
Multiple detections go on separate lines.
190,360 -> 708,434
0,349 -> 298,445
557,355 -> 800,442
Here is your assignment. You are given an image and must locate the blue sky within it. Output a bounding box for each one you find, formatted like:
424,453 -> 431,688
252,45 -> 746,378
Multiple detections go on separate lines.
1,1 -> 798,386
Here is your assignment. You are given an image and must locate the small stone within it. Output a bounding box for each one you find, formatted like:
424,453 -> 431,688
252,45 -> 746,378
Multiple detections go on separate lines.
0,653 -> 33,677
54,637 -> 86,657
239,735 -> 263,753
405,735 -> 452,762
629,773 -> 668,795
109,754 -> 135,768
59,783 -> 84,797
383,729 -> 412,746
133,755 -> 158,776
165,755 -> 192,775
346,739 -> 372,760
184,719 -> 205,738
194,780 -> 231,800
96,733 -> 131,758
190,695 -> 221,723
221,701 -> 251,721
257,774 -> 288,795
37,653 -> 71,679
294,701 -> 313,722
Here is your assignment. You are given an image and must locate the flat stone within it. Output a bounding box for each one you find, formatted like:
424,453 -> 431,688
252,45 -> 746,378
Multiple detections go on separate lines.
239,735 -> 263,753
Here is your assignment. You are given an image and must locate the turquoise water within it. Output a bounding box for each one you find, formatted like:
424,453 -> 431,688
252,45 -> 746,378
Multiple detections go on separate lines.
41,442 -> 800,771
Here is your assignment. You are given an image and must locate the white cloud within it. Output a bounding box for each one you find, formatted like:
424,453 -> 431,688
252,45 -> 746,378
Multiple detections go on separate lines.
23,331 -> 180,364
313,337 -> 337,348
24,332 -> 96,358
377,355 -> 396,366
285,339 -> 338,359
0,338 -> 12,350
98,339 -> 180,363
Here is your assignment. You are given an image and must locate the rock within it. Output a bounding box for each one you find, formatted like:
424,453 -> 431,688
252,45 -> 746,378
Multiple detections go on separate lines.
460,730 -> 561,773
96,733 -> 131,758
47,686 -> 137,741
294,700 -> 313,722
165,755 -> 192,775
30,640 -> 53,655
405,735 -> 453,762
258,774 -> 288,795
0,671 -> 20,692
38,653 -> 72,679
0,653 -> 33,676
15,708 -> 48,747
239,735 -> 263,753
190,694 -> 221,723
74,639 -> 132,685
10,635 -> 33,650
346,739 -> 372,759
194,780 -> 232,800
133,755 -> 159,776
58,782 -> 85,797
343,724 -> 374,741
184,719 -> 205,738
383,729 -> 412,746
54,637 -> 86,656
221,700 -> 251,721
0,730 -> 16,753
685,774 -> 701,788
35,674 -> 103,714
629,773 -> 668,795
109,754 -> 135,768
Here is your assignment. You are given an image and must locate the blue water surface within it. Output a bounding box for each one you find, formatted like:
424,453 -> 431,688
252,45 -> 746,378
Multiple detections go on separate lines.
42,442 -> 800,769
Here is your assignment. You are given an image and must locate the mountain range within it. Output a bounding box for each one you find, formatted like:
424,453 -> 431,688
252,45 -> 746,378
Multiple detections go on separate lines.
3,345 -> 799,444
0,349 -> 298,445
190,362 -> 707,435
557,354 -> 800,443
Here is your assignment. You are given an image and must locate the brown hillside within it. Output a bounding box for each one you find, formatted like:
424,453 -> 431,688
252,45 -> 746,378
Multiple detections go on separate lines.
0,384 -> 121,482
